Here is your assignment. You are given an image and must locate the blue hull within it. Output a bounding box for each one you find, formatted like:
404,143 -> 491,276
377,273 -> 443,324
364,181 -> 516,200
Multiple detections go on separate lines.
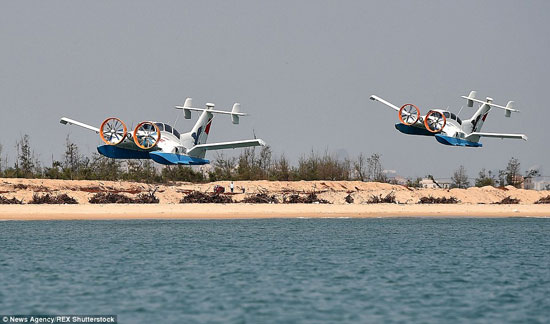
395,123 -> 434,136
97,145 -> 209,165
435,134 -> 482,147
394,124 -> 482,147
149,152 -> 209,165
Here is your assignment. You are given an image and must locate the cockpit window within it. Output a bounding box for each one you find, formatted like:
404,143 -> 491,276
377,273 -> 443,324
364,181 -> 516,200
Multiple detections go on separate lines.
443,112 -> 450,118
448,113 -> 462,125
155,122 -> 180,138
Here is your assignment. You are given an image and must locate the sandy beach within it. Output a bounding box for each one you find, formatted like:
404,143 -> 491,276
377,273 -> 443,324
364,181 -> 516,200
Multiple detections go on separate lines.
0,178 -> 549,220
0,203 -> 549,220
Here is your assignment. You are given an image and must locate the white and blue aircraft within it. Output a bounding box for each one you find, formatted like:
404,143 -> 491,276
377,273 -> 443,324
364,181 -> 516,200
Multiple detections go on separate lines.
370,91 -> 527,147
60,98 -> 266,165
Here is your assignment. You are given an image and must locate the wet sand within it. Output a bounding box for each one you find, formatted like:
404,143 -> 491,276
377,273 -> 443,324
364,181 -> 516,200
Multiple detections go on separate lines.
1,203 -> 549,220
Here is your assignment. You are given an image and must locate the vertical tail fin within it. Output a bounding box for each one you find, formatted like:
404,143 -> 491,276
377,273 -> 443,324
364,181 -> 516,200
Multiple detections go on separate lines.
183,98 -> 193,119
505,101 -> 514,117
180,105 -> 214,151
189,105 -> 214,146
231,103 -> 241,124
176,99 -> 251,156
190,116 -> 213,146
465,91 -> 477,107
464,97 -> 492,133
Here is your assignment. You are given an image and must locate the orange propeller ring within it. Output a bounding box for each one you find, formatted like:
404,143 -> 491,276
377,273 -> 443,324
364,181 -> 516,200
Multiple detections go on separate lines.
398,104 -> 420,125
133,121 -> 161,150
99,117 -> 127,145
424,111 -> 446,133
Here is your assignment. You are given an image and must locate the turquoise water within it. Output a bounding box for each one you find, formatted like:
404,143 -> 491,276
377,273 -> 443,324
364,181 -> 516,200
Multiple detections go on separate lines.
1,218 -> 549,323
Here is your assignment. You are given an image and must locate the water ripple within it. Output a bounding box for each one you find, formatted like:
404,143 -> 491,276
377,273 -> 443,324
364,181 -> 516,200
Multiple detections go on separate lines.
0,218 -> 549,323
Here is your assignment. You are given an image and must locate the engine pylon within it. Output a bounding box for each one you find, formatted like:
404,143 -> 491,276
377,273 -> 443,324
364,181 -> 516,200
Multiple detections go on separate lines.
133,121 -> 161,149
100,117 -> 127,145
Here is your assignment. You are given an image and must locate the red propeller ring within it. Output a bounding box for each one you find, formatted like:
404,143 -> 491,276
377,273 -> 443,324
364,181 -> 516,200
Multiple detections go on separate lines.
398,104 -> 420,125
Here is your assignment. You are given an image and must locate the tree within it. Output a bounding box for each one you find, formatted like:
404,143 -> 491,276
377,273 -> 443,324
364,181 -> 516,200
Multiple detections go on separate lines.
296,151 -> 320,180
43,160 -> 63,179
353,153 -> 367,181
90,153 -> 122,181
406,177 -> 422,188
475,168 -> 496,187
258,146 -> 272,179
272,154 -> 291,181
294,150 -> 351,181
236,148 -> 264,180
451,165 -> 470,188
505,157 -> 522,188
161,165 -> 204,183
209,153 -> 237,181
366,153 -> 386,182
122,160 -> 161,183
497,169 -> 507,187
234,146 -> 274,180
15,134 -> 39,178
317,153 -> 350,181
525,167 -> 541,178
61,135 -> 90,179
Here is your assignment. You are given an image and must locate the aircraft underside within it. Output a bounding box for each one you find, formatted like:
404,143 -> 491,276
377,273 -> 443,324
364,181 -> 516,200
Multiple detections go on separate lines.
97,145 -> 210,165
394,124 -> 482,147
434,134 -> 482,147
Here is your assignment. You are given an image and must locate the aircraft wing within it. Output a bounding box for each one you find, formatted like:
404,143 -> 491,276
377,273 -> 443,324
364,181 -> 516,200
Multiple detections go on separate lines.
186,139 -> 266,156
466,132 -> 528,142
369,95 -> 400,111
60,117 -> 100,133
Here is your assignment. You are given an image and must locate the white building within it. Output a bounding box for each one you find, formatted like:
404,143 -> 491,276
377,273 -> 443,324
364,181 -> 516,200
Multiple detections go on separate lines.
524,176 -> 550,191
420,178 -> 452,189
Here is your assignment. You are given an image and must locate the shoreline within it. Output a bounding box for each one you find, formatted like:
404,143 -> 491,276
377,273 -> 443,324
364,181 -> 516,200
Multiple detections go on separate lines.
1,204 -> 549,220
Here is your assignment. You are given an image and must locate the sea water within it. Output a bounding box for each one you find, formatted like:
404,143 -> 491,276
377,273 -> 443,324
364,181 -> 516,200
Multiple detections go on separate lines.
0,218 -> 549,323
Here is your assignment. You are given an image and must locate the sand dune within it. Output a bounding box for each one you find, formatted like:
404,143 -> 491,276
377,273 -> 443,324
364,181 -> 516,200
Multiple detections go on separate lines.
0,178 -> 549,219
1,178 -> 549,204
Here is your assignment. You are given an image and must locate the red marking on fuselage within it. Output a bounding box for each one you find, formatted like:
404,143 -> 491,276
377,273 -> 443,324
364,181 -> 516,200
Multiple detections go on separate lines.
482,113 -> 488,121
205,119 -> 212,134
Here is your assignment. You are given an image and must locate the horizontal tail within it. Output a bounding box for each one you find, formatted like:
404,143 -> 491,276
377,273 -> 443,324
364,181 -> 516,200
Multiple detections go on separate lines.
461,91 -> 520,117
175,98 -> 248,124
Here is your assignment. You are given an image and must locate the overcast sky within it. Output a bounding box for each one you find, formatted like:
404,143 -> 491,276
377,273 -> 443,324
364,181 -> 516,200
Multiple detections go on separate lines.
1,0 -> 549,178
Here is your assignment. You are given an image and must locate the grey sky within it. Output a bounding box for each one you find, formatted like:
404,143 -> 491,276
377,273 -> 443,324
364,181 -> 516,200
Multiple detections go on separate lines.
1,0 -> 549,178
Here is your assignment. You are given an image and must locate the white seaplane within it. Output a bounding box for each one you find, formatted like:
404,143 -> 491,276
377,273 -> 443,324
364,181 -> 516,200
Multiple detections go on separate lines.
60,98 -> 266,165
369,91 -> 527,147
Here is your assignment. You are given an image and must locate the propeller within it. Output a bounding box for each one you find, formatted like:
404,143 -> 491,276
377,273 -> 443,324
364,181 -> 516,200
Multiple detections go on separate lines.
423,111 -> 446,133
133,121 -> 161,149
100,117 -> 127,145
398,104 -> 420,125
